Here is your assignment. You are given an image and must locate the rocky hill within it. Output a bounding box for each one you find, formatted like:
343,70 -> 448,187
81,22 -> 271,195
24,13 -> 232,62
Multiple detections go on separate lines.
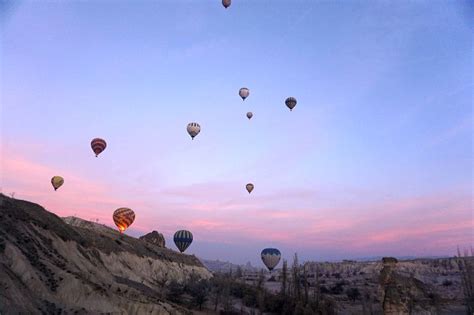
0,194 -> 212,314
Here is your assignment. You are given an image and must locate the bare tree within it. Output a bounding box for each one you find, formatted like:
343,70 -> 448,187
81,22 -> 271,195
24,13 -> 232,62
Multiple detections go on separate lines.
281,259 -> 288,297
222,285 -> 233,314
257,269 -> 265,290
257,270 -> 265,315
211,276 -> 225,311
303,263 -> 309,304
257,291 -> 265,315
236,265 -> 243,279
292,253 -> 301,301
313,264 -> 321,307
361,289 -> 373,315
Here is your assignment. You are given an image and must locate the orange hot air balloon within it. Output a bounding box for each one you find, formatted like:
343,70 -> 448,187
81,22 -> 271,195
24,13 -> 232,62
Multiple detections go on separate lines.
113,207 -> 135,233
246,183 -> 254,194
91,138 -> 107,157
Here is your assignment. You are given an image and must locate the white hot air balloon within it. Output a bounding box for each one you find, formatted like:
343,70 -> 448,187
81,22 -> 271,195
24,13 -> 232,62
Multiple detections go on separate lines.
187,122 -> 201,140
239,87 -> 250,101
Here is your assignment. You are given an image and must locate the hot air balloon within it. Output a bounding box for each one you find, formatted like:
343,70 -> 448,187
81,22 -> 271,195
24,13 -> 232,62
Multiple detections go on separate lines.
246,183 -> 254,194
239,87 -> 249,101
246,112 -> 253,120
187,122 -> 201,140
51,176 -> 64,191
222,0 -> 231,9
174,230 -> 193,253
113,207 -> 135,233
261,248 -> 281,271
285,97 -> 297,111
91,138 -> 107,157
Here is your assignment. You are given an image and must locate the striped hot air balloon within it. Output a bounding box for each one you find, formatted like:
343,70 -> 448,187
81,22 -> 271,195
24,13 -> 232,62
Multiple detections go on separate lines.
187,122 -> 201,140
285,97 -> 297,111
239,87 -> 249,101
261,248 -> 281,271
51,176 -> 64,191
91,138 -> 107,157
113,207 -> 135,233
173,230 -> 193,253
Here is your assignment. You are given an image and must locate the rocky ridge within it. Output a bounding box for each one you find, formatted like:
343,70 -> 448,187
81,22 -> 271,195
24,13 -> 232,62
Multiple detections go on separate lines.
0,194 -> 212,314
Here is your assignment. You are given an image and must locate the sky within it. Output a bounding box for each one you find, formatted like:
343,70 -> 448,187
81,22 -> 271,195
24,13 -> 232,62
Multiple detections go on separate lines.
0,1 -> 472,266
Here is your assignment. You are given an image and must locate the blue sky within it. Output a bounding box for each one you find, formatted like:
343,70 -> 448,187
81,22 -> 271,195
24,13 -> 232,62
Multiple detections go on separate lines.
1,1 -> 472,265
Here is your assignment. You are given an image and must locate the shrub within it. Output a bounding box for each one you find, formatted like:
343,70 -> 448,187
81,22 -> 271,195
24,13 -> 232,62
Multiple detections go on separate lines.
329,282 -> 344,295
166,280 -> 184,303
332,272 -> 341,279
320,286 -> 330,294
346,287 -> 361,301
442,279 -> 453,286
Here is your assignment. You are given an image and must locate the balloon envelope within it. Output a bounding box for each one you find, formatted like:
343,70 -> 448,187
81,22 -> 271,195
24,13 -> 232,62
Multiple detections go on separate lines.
91,138 -> 107,157
51,176 -> 64,191
113,208 -> 135,233
174,230 -> 193,253
187,122 -> 201,139
222,0 -> 231,8
246,183 -> 254,194
285,97 -> 297,111
239,87 -> 250,101
261,248 -> 281,271
246,112 -> 253,119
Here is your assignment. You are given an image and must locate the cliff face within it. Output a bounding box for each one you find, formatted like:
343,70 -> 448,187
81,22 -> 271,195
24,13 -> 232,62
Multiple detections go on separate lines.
0,194 -> 212,314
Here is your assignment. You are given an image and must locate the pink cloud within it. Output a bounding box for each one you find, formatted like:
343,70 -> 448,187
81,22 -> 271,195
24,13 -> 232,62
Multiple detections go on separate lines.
2,148 -> 472,260
366,221 -> 473,243
1,151 -> 133,226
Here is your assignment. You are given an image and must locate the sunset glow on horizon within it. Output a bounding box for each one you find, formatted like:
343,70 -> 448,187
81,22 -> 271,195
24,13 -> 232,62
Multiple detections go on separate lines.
1,1 -> 472,266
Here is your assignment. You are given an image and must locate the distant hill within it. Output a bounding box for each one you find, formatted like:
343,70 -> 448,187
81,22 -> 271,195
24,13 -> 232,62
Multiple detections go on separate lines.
343,255 -> 451,262
0,194 -> 211,314
199,258 -> 260,273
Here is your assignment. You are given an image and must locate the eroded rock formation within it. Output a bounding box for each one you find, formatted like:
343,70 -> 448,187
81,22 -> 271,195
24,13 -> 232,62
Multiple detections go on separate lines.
140,230 -> 166,248
380,257 -> 441,315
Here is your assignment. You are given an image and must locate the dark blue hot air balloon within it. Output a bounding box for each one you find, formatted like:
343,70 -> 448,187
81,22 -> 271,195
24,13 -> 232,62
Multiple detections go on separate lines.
261,248 -> 281,271
174,230 -> 193,253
